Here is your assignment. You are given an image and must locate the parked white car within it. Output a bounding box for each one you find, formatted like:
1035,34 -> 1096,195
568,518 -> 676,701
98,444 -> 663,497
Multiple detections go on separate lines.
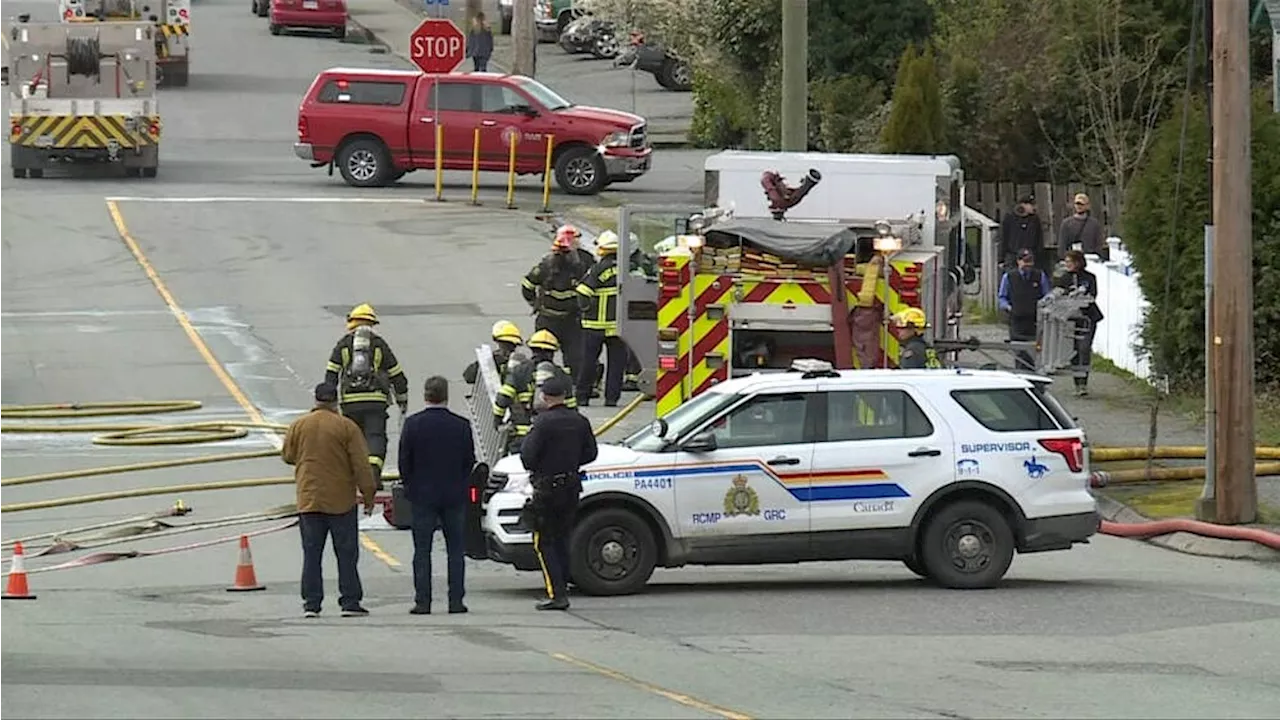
480,360 -> 1099,595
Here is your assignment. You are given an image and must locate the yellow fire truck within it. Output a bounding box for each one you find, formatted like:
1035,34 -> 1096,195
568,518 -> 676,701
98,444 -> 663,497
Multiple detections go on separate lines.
60,0 -> 190,87
616,214 -> 960,417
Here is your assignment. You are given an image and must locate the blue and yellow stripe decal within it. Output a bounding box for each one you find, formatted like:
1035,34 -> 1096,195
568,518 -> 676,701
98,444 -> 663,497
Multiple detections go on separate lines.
585,461 -> 909,502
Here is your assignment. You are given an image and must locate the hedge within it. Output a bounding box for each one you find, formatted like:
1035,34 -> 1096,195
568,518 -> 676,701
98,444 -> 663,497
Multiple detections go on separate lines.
1123,90 -> 1280,391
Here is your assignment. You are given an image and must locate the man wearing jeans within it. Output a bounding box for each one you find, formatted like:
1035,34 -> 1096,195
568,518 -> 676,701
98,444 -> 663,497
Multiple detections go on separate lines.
282,383 -> 378,618
399,376 -> 476,615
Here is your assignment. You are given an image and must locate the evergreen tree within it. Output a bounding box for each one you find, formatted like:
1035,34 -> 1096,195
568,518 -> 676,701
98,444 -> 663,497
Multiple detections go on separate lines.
882,43 -> 946,153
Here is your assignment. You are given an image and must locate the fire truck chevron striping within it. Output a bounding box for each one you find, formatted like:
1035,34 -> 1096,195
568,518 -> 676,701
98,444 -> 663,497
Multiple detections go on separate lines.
10,115 -> 161,149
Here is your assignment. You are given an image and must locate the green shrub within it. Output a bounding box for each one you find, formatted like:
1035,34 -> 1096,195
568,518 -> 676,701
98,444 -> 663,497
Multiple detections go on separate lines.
881,42 -> 946,154
1123,89 -> 1280,390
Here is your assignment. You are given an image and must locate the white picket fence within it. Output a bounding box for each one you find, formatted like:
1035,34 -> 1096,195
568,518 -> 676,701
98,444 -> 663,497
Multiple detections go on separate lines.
1086,237 -> 1153,381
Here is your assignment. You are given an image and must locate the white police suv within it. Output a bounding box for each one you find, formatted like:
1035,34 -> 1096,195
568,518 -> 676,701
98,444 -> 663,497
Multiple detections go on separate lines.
480,360 -> 1098,595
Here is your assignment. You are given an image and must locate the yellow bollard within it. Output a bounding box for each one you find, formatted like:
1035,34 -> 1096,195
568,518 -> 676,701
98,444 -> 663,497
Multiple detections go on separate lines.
540,134 -> 555,213
505,133 -> 518,210
434,123 -> 445,202
470,127 -> 481,206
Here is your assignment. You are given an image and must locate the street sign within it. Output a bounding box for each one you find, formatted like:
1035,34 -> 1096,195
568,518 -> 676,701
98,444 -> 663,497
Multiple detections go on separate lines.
409,18 -> 465,74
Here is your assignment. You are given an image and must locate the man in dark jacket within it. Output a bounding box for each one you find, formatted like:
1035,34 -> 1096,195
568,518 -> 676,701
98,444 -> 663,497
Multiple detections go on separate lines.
520,375 -> 597,611
399,376 -> 476,615
1058,192 -> 1106,261
1000,195 -> 1044,269
282,383 -> 378,619
997,248 -> 1052,372
1057,250 -> 1105,396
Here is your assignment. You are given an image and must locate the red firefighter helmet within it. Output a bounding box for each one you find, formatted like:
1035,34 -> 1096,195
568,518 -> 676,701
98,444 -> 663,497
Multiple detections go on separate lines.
553,224 -> 580,252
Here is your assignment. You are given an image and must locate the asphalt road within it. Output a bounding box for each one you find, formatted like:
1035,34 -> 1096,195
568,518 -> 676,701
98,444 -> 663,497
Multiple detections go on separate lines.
3,1 -> 1280,718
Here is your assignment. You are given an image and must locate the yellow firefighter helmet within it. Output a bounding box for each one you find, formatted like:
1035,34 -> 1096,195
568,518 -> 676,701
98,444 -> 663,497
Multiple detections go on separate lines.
893,307 -> 927,329
595,230 -> 619,253
528,329 -> 560,351
491,320 -> 523,345
346,303 -> 379,330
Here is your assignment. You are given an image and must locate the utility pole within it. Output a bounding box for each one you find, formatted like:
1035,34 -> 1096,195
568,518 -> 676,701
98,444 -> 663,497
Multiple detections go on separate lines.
780,0 -> 807,151
512,0 -> 536,77
1197,0 -> 1217,522
1211,0 -> 1257,524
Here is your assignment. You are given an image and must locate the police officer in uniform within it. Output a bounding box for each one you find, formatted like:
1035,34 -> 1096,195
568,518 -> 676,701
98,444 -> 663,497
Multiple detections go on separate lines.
522,227 -> 589,379
997,248 -> 1052,372
575,230 -> 627,407
493,329 -> 577,454
463,320 -> 524,386
892,308 -> 942,369
324,304 -> 409,489
519,374 -> 597,610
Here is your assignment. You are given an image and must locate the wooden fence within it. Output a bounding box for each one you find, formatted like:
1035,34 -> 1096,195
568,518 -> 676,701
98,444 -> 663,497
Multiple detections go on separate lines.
965,182 -> 1121,249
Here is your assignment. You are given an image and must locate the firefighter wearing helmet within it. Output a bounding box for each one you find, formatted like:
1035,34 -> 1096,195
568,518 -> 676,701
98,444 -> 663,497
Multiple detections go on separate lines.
464,320 -> 524,385
493,329 -> 577,453
324,303 -> 410,488
892,308 -> 942,369
520,225 -> 592,379
574,229 -> 630,406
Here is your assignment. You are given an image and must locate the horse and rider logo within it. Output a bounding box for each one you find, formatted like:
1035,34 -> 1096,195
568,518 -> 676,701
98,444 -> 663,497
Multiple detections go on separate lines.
723,474 -> 761,517
1024,455 -> 1050,480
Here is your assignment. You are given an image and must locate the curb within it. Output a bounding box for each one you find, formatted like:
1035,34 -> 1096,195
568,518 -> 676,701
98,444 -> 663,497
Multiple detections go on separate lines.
1094,494 -> 1280,562
344,17 -> 397,57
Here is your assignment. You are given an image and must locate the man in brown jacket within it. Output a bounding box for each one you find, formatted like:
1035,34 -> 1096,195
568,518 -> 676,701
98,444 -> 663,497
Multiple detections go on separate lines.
282,383 -> 378,618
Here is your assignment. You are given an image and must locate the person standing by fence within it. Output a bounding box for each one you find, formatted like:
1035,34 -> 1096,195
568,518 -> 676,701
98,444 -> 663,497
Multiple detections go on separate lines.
1057,250 -> 1104,396
998,248 -> 1052,372
1000,194 -> 1045,270
1058,193 -> 1105,261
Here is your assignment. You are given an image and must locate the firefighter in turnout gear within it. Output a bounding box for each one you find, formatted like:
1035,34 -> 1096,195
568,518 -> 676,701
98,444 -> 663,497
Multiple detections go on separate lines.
324,304 -> 410,489
493,329 -> 577,454
464,320 -> 524,385
575,230 -> 627,407
521,227 -> 589,379
892,308 -> 942,369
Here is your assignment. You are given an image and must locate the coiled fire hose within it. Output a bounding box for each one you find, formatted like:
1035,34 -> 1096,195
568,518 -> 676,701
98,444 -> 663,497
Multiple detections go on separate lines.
2,399 -> 1275,551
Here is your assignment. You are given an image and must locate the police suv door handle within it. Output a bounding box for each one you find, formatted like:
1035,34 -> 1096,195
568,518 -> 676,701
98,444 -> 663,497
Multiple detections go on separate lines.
766,456 -> 801,466
908,447 -> 943,458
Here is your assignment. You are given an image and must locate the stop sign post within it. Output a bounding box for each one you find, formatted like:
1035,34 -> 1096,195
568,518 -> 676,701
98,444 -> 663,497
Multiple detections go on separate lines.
409,19 -> 466,75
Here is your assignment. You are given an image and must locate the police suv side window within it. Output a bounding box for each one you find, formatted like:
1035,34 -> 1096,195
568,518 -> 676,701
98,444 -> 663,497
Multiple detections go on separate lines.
826,390 -> 934,441
950,388 -> 1059,432
706,393 -> 812,449
317,80 -> 407,106
426,82 -> 479,112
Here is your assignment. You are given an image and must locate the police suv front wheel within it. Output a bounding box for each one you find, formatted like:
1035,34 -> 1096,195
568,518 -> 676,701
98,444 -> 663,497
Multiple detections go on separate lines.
919,500 -> 1015,590
569,508 -> 657,596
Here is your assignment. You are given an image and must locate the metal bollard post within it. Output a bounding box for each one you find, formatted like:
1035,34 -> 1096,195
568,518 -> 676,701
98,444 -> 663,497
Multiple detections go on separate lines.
505,135 -> 518,210
540,134 -> 555,213
434,123 -> 445,202
470,127 -> 481,206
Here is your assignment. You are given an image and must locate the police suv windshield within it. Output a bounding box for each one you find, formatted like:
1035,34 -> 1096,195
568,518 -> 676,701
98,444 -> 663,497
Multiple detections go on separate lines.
621,391 -> 740,452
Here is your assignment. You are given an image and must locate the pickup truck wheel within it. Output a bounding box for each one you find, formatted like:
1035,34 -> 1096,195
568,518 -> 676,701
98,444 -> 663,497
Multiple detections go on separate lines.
332,25 -> 345,40
569,507 -> 657,596
337,138 -> 391,187
659,58 -> 693,92
554,146 -> 607,195
919,500 -> 1014,590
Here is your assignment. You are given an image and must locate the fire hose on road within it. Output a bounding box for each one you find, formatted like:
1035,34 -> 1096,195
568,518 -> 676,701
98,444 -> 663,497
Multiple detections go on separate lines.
3,399 -> 1277,551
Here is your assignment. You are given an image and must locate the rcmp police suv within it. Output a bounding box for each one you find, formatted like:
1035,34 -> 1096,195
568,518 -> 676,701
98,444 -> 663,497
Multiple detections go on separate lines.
481,360 -> 1099,595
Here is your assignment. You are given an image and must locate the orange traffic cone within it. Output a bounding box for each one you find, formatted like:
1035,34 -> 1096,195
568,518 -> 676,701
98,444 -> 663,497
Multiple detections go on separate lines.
3,541 -> 37,600
226,535 -> 265,592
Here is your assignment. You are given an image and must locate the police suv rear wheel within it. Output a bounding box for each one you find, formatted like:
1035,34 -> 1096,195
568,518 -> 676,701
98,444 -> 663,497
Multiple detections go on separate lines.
919,500 -> 1014,590
570,508 -> 657,596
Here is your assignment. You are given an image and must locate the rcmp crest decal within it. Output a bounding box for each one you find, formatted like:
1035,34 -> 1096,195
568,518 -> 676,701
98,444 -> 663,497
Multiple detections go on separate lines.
723,474 -> 761,517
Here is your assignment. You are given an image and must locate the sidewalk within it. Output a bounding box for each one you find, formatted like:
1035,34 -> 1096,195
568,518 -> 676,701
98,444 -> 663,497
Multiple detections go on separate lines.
345,0 -> 694,146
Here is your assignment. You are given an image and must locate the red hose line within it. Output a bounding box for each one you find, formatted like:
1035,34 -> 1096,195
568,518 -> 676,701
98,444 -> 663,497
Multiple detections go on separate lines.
1100,518 -> 1280,550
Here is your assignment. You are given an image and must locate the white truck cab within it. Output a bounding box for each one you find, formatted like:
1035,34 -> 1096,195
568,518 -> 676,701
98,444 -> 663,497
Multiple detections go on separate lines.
481,360 -> 1098,595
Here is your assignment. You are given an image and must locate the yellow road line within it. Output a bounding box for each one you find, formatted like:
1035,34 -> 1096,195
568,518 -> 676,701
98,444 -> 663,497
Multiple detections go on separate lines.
360,533 -> 402,567
549,652 -> 753,720
106,200 -> 404,570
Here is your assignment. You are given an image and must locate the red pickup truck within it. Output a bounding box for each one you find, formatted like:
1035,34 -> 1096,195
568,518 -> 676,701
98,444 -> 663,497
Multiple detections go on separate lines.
294,68 -> 653,195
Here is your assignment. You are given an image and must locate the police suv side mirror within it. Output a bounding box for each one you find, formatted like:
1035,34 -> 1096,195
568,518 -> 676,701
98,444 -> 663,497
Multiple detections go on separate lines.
681,431 -> 717,453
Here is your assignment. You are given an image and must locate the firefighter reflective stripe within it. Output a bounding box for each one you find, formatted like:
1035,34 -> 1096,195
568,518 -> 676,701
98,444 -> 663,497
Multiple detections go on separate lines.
336,345 -> 390,404
11,115 -> 160,149
326,360 -> 341,373
655,253 -> 692,418
925,347 -> 942,369
386,362 -> 403,378
369,456 -> 384,467
342,391 -> 389,403
577,258 -> 619,332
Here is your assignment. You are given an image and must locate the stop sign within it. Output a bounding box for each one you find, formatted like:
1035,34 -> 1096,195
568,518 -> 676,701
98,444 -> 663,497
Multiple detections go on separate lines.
409,19 -> 466,74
